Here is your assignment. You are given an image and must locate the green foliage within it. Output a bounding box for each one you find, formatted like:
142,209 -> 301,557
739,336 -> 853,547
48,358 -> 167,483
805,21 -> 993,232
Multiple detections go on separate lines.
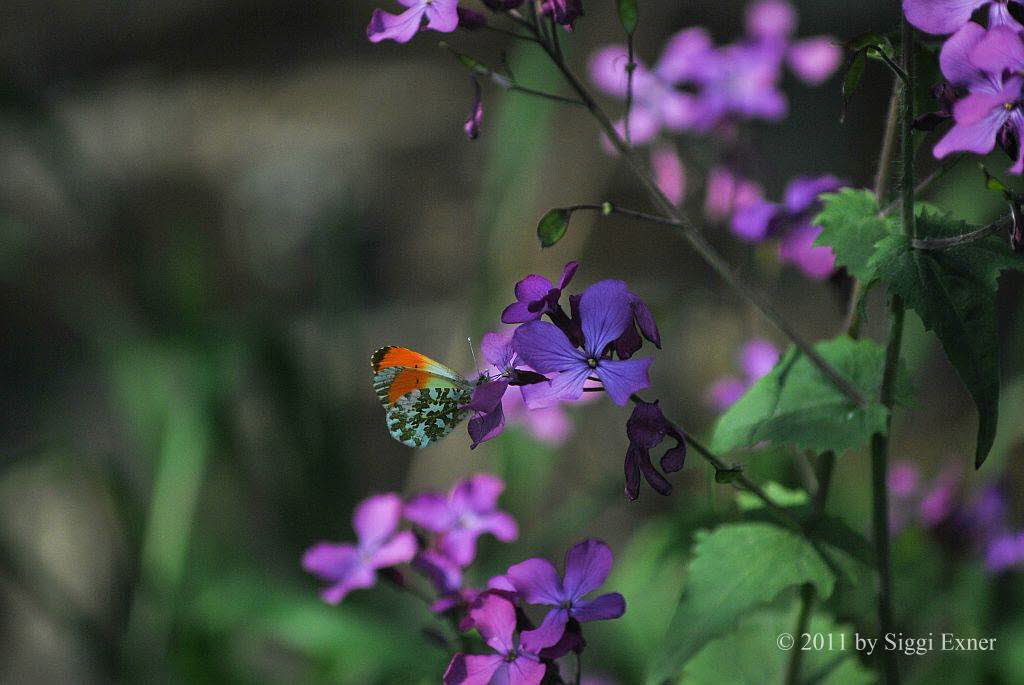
537,208 -> 571,248
647,522 -> 836,684
679,603 -> 875,685
736,482 -> 809,510
711,337 -> 906,454
868,207 -> 1024,466
617,0 -> 638,34
813,188 -> 899,281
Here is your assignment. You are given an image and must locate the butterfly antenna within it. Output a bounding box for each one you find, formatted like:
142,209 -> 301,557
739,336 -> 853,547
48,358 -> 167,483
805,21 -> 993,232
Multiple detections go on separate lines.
467,337 -> 480,375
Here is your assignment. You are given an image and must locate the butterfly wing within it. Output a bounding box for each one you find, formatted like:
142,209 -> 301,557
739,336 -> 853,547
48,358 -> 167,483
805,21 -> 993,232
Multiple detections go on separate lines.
371,347 -> 474,447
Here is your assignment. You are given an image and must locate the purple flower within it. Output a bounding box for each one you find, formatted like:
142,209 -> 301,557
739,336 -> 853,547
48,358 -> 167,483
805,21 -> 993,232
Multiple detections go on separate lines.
932,23 -> 1024,173
541,0 -> 584,28
457,6 -> 487,30
704,166 -> 765,223
624,399 -> 687,500
367,0 -> 459,44
746,0 -> 841,85
466,379 -> 509,448
903,0 -> 1023,35
404,474 -> 518,568
464,78 -> 483,140
889,461 -> 921,498
444,593 -> 548,685
652,145 -> 687,207
501,261 -> 579,324
706,338 -> 779,411
985,532 -> 1024,572
505,539 -> 626,648
513,280 -> 653,408
302,493 -> 417,604
612,293 -> 662,360
589,29 -> 713,144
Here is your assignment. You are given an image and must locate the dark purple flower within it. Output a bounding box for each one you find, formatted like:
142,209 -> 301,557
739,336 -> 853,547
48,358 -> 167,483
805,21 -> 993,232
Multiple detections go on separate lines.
302,493 -> 417,604
624,399 -> 687,500
444,593 -> 548,685
467,379 -> 508,448
404,474 -> 518,567
513,280 -> 653,408
505,539 -> 626,648
612,294 -> 662,360
464,78 -> 484,140
903,0 -> 1023,35
367,0 -> 459,44
501,261 -> 579,324
457,6 -> 487,30
541,0 -> 584,28
932,23 -> 1024,173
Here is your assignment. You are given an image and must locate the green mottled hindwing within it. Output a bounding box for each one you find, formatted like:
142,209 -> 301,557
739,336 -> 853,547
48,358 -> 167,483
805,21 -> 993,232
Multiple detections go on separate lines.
385,385 -> 473,447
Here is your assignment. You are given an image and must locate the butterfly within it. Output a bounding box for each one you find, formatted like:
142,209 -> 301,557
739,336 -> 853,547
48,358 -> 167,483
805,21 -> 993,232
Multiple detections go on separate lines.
371,346 -> 481,447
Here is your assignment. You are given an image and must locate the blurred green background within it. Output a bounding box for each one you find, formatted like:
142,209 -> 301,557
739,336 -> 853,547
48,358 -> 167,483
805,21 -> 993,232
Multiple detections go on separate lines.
2,0 -> 1024,682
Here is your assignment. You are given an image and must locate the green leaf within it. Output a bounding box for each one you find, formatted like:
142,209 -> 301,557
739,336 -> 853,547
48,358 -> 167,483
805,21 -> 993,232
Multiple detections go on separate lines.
868,207 -> 1024,466
846,32 -> 895,59
617,0 -> 638,34
647,523 -> 836,684
813,188 -> 899,281
537,208 -> 571,247
711,337 -> 907,455
841,49 -> 867,122
680,603 -> 875,685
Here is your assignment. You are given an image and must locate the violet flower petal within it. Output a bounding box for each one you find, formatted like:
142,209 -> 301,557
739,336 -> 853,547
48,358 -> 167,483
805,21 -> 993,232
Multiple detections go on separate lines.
468,379 -> 509,412
594,357 -> 653,405
939,21 -> 991,87
520,367 -> 591,409
424,0 -> 460,31
404,493 -> 451,531
562,539 -> 613,599
557,261 -> 579,291
353,493 -> 404,548
787,36 -> 842,85
572,592 -> 627,622
655,27 -> 714,83
632,297 -> 661,347
468,403 -> 505,448
740,339 -> 779,383
520,608 -> 569,652
578,279 -> 634,355
468,593 -> 518,653
969,24 -> 1024,74
902,0 -> 986,35
444,654 -> 504,685
367,6 -> 427,44
369,531 -> 417,568
746,0 -> 797,41
505,557 -> 564,605
513,320 -> 585,374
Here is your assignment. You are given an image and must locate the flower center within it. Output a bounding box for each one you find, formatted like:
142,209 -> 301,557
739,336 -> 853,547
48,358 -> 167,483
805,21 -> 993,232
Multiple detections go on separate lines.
505,649 -> 518,662
560,599 -> 573,609
1005,102 -> 1017,111
586,357 -> 598,369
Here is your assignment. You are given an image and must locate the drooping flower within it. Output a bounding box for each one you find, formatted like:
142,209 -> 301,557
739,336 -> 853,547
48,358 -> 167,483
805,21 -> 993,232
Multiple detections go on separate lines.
404,474 -> 518,567
612,293 -> 662,360
505,539 -> 626,648
513,280 -> 653,408
932,23 -> 1024,173
541,0 -> 584,28
444,593 -> 548,685
623,399 -> 687,500
903,0 -> 1024,35
457,6 -> 487,30
466,378 -> 509,448
706,338 -> 780,411
302,493 -> 417,604
367,0 -> 460,43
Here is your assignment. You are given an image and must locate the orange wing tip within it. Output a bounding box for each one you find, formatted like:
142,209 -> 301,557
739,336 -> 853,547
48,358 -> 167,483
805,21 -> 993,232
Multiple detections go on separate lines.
371,346 -> 435,373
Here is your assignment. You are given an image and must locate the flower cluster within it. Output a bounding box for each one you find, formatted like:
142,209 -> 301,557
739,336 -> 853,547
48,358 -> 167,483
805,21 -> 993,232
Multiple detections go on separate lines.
588,0 -> 841,143
905,1 -> 1024,172
301,481 -> 625,684
445,539 -> 625,685
889,461 -> 1024,573
367,0 -> 580,45
302,474 -> 516,604
706,338 -> 780,412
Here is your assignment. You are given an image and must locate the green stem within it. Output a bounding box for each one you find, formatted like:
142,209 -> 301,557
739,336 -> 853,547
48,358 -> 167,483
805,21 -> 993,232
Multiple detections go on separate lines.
786,584 -> 816,685
529,32 -> 868,409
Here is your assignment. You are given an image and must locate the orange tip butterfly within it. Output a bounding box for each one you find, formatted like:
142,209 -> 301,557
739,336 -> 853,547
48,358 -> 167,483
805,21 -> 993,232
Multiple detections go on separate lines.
371,346 -> 482,447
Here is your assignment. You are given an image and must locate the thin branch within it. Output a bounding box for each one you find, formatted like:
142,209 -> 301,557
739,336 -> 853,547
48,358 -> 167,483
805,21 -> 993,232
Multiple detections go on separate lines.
880,153 -> 967,217
911,217 -> 1005,250
624,32 -> 636,146
478,23 -> 540,42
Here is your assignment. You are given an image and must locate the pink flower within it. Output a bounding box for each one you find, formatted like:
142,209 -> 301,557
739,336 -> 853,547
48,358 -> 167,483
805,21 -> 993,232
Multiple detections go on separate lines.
367,0 -> 459,44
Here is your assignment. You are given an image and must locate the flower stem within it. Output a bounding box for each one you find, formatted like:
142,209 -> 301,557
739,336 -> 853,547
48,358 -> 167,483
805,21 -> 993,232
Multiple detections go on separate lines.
530,38 -> 868,408
785,583 -> 816,685
574,651 -> 582,685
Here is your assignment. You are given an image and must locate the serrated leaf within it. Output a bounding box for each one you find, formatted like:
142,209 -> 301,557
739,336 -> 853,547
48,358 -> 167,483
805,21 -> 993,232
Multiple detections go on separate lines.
814,188 -> 899,281
616,0 -> 638,34
868,208 -> 1024,466
680,603 -> 875,685
646,523 -> 836,684
536,208 -> 571,247
711,337 -> 908,455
